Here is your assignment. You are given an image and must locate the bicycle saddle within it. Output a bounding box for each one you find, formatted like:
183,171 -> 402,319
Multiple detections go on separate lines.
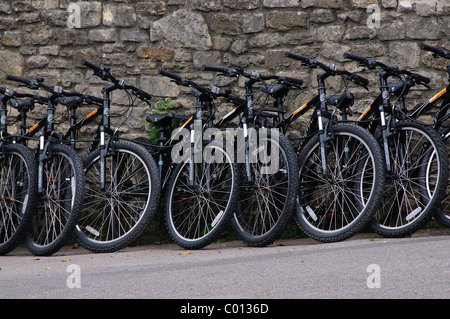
260,84 -> 289,98
387,82 -> 405,95
326,92 -> 354,109
9,99 -> 33,112
146,112 -> 175,127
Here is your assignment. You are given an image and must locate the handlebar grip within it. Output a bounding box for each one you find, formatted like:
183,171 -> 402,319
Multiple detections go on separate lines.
202,65 -> 229,73
158,68 -> 182,81
352,74 -> 369,86
282,76 -> 304,86
285,51 -> 310,64
136,89 -> 152,100
420,43 -> 450,59
343,53 -> 368,64
81,59 -> 103,73
5,74 -> 31,86
419,43 -> 440,54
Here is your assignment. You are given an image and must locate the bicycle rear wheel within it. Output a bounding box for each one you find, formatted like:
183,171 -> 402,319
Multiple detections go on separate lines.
74,141 -> 160,253
0,144 -> 37,255
26,143 -> 85,256
165,140 -> 239,249
372,121 -> 448,236
295,123 -> 385,242
232,129 -> 299,247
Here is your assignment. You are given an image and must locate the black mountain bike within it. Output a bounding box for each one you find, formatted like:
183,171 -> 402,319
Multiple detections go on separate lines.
136,68 -> 240,249
411,43 -> 450,227
0,87 -> 38,255
343,52 -> 448,237
201,65 -> 300,247
45,60 -> 162,253
5,75 -> 86,256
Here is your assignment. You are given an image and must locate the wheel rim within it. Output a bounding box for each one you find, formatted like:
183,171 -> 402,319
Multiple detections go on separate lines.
168,145 -> 235,242
298,130 -> 377,233
78,148 -> 152,243
375,126 -> 443,229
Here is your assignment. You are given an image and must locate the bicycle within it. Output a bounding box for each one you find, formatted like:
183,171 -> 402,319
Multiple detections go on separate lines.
5,75 -> 86,256
200,65 -> 300,247
203,58 -> 384,243
411,43 -> 450,227
135,68 -> 240,249
0,87 -> 38,255
49,60 -> 162,253
342,52 -> 448,237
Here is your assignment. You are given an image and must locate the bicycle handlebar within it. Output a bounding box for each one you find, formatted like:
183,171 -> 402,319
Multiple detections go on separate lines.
158,68 -> 213,97
285,51 -> 337,74
158,68 -> 183,82
344,52 -> 430,86
5,74 -> 42,90
81,59 -> 112,82
286,52 -> 370,89
82,60 -> 152,101
343,52 -> 388,70
202,64 -> 304,87
420,43 -> 450,59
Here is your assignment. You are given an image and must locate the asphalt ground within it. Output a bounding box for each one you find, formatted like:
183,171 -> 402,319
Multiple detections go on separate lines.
1,227 -> 448,304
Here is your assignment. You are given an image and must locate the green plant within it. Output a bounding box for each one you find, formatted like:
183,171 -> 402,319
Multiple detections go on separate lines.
142,98 -> 178,144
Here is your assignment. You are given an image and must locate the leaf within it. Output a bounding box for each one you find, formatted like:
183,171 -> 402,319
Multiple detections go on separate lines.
179,252 -> 192,256
61,258 -> 71,262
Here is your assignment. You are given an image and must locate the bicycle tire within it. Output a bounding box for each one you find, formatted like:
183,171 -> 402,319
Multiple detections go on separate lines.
371,121 -> 448,236
25,143 -> 85,256
74,141 -> 160,253
165,140 -> 239,249
434,127 -> 450,227
295,123 -> 385,242
0,144 -> 38,255
231,129 -> 299,247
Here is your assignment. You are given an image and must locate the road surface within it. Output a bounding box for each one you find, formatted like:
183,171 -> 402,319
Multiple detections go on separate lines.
1,228 -> 449,302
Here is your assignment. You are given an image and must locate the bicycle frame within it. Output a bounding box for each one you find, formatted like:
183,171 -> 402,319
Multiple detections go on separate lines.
347,61 -> 442,175
409,64 -> 450,131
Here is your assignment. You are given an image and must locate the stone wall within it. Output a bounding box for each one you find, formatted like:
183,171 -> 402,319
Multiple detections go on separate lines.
0,0 -> 449,139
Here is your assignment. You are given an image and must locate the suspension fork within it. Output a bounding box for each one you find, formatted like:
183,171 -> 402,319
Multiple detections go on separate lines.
99,86 -> 114,193
316,73 -> 333,179
37,93 -> 59,195
188,94 -> 204,188
242,116 -> 253,183
378,72 -> 394,173
0,95 -> 9,160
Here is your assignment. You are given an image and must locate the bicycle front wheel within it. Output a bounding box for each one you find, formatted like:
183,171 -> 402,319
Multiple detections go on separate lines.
165,140 -> 239,249
26,143 -> 85,256
232,129 -> 299,247
295,123 -> 385,242
371,121 -> 448,236
0,144 -> 37,255
74,141 -> 161,253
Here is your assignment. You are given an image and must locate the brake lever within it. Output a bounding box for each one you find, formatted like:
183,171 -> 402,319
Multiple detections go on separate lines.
422,83 -> 431,90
